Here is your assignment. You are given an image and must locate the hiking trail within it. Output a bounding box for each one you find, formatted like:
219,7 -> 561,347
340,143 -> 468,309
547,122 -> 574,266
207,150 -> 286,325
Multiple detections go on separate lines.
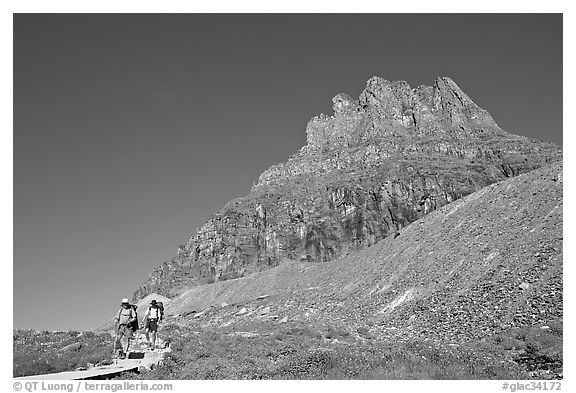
16,337 -> 170,380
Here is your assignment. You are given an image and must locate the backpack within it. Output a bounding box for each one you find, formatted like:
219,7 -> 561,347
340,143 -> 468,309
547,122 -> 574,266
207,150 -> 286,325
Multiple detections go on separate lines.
127,305 -> 139,332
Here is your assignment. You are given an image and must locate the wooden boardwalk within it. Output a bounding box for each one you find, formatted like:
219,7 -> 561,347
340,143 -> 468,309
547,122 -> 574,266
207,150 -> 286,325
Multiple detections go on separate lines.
17,342 -> 169,380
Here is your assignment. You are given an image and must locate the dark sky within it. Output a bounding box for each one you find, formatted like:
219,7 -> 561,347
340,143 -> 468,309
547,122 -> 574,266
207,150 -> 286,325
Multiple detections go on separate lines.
13,14 -> 562,331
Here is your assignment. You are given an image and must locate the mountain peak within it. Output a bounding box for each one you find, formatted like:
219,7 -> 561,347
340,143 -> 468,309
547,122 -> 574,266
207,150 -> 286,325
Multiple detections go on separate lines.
134,76 -> 561,300
306,76 -> 500,149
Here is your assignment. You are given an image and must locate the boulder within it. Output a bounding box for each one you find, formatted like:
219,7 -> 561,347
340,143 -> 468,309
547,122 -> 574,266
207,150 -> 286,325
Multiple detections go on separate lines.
237,307 -> 248,316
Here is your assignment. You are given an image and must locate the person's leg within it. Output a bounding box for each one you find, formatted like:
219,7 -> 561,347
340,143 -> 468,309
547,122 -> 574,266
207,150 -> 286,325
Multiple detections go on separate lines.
148,319 -> 158,350
151,330 -> 157,349
124,327 -> 132,353
116,328 -> 126,358
114,329 -> 122,352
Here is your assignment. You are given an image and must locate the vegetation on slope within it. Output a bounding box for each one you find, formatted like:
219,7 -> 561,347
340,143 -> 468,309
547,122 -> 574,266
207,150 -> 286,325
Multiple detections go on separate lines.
13,319 -> 562,380
116,322 -> 564,380
13,330 -> 114,377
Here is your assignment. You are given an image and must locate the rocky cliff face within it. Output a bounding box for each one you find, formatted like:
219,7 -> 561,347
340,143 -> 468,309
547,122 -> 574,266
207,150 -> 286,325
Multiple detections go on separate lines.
134,76 -> 561,299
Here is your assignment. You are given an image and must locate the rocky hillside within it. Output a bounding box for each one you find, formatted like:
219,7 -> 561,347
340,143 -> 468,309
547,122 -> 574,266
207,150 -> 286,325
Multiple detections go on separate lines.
134,76 -> 561,299
161,161 -> 562,349
130,163 -> 561,379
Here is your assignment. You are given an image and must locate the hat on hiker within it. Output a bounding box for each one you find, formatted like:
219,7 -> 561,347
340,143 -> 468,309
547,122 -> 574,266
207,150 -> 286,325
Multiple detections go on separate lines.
150,300 -> 157,305
121,298 -> 130,304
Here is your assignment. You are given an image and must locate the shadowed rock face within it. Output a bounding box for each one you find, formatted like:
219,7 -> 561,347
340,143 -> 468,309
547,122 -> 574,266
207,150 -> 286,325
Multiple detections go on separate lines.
158,162 -> 562,346
134,76 -> 561,300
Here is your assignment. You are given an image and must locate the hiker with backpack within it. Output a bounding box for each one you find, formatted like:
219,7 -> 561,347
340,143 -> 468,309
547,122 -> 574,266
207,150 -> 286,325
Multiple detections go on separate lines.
142,300 -> 163,351
114,298 -> 138,359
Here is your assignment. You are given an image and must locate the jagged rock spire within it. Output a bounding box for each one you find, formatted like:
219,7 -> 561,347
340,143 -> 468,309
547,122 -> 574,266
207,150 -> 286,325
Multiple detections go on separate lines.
306,76 -> 499,147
